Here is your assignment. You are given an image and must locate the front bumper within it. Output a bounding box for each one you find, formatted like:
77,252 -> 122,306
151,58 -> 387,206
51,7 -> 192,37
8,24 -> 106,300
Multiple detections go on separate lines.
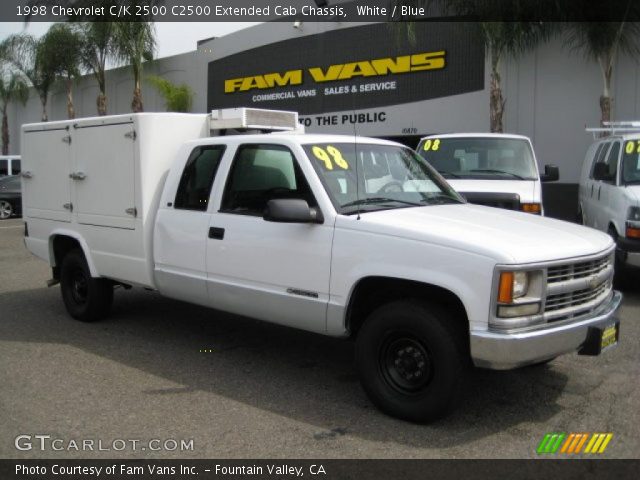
617,237 -> 640,268
470,290 -> 622,369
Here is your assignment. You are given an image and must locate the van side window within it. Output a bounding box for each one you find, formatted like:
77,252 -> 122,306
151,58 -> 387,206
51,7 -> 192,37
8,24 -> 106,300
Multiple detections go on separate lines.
589,142 -> 610,179
174,145 -> 225,211
220,144 -> 317,216
12,159 -> 21,175
603,142 -> 620,184
0,159 -> 7,176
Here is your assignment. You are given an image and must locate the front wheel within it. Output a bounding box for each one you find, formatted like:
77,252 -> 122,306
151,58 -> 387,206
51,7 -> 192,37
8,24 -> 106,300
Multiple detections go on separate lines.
60,249 -> 113,322
355,300 -> 467,422
0,200 -> 13,219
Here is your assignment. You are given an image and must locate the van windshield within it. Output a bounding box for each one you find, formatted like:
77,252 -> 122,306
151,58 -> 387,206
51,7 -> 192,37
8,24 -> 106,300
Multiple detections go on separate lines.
622,139 -> 640,184
417,136 -> 538,180
303,142 -> 463,215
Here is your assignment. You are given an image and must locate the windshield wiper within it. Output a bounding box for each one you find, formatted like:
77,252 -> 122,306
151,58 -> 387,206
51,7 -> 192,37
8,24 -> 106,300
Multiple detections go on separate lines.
424,193 -> 465,205
469,169 -> 526,180
438,171 -> 462,179
342,197 -> 424,208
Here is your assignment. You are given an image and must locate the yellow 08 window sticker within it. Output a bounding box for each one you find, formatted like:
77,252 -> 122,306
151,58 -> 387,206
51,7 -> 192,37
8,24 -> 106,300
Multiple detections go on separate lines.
625,140 -> 640,154
312,145 -> 349,170
422,138 -> 441,151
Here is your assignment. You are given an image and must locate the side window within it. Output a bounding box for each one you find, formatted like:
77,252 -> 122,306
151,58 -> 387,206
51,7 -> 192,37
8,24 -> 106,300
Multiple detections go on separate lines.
11,159 -> 21,175
603,141 -> 620,184
0,159 -> 7,176
589,142 -> 610,179
174,145 -> 225,211
221,144 -> 316,216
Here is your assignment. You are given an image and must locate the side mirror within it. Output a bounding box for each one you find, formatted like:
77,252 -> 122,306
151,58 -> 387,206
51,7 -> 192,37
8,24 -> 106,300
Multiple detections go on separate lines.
592,162 -> 611,182
263,199 -> 323,224
540,164 -> 560,182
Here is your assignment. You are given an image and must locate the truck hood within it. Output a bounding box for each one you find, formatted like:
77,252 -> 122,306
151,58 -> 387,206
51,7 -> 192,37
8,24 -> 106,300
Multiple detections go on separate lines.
340,204 -> 613,264
446,179 -> 539,203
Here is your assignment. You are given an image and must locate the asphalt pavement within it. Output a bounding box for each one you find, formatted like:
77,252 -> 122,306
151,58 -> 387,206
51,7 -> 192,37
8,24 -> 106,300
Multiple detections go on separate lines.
1,217 -> 638,459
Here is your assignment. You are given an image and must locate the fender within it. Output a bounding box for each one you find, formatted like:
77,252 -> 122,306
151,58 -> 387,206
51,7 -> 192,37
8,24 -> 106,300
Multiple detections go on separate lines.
48,229 -> 99,277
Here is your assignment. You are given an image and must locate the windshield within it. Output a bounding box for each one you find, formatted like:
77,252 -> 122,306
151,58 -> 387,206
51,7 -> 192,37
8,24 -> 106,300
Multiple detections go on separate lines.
303,142 -> 463,215
417,136 -> 538,180
622,140 -> 640,184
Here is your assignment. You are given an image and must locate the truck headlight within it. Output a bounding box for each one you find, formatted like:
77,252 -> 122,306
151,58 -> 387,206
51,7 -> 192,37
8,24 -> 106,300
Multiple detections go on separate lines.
495,269 -> 543,319
627,207 -> 640,238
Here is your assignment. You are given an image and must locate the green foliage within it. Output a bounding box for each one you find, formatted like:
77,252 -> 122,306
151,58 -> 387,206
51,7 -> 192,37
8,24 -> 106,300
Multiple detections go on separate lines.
39,23 -> 84,81
0,69 -> 29,108
147,75 -> 193,113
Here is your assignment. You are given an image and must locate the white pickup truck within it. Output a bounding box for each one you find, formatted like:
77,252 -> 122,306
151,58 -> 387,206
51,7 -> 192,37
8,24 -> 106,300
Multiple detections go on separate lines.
21,109 -> 622,422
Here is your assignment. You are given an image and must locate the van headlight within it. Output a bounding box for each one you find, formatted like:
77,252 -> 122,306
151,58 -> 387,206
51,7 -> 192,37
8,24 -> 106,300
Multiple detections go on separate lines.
495,269 -> 544,320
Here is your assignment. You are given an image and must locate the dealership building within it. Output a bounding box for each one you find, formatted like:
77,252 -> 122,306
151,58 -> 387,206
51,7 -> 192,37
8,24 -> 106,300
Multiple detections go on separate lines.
7,20 -> 640,219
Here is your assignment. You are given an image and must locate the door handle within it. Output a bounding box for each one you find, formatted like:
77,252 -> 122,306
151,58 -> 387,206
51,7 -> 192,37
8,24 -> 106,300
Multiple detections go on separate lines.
590,184 -> 593,197
69,172 -> 87,180
21,171 -> 33,179
598,185 -> 601,201
208,227 -> 225,240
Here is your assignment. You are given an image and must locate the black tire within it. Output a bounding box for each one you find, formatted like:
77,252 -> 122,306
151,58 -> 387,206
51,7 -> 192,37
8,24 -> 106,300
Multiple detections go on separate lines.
0,200 -> 13,220
355,300 -> 467,423
60,249 -> 113,322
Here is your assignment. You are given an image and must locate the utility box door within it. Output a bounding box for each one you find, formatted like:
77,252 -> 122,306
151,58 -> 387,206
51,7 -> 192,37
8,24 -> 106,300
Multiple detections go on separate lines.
73,122 -> 136,229
21,128 -> 73,222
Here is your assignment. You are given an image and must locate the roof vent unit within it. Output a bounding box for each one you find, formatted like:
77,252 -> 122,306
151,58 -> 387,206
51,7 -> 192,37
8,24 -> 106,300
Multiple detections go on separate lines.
209,108 -> 302,132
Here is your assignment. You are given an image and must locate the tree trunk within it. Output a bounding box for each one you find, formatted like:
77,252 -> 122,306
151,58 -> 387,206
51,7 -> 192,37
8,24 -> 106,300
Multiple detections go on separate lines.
599,55 -> 614,130
131,77 -> 143,113
1,109 -> 9,155
97,92 -> 107,116
66,77 -> 75,120
39,94 -> 48,122
489,61 -> 505,133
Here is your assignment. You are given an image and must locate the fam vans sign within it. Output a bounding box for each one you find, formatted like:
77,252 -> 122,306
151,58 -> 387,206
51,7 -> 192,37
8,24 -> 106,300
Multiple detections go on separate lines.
207,22 -> 484,115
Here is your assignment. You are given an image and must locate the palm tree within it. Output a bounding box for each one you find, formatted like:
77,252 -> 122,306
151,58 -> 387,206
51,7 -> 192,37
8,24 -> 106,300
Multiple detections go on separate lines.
564,21 -> 640,126
114,22 -> 156,113
0,34 -> 55,122
391,1 -> 555,132
39,23 -> 84,119
0,68 -> 29,154
76,22 -> 118,116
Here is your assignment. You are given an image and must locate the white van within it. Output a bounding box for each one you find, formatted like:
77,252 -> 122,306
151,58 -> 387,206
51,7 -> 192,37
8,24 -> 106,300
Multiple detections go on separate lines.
417,134 -> 558,214
0,155 -> 21,177
579,124 -> 640,270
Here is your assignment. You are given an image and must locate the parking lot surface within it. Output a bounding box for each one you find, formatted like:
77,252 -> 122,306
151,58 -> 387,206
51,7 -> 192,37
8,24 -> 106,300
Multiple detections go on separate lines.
1,217 -> 638,459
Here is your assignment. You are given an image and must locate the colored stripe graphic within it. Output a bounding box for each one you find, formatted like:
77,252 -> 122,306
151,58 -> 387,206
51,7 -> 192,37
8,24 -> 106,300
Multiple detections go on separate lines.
539,433 -> 613,454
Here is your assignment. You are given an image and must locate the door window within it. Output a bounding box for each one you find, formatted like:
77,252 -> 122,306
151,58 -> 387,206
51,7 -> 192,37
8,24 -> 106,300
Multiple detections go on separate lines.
174,145 -> 225,211
220,144 -> 317,216
11,159 -> 21,175
589,142 -> 610,179
0,159 -> 7,176
603,141 -> 620,184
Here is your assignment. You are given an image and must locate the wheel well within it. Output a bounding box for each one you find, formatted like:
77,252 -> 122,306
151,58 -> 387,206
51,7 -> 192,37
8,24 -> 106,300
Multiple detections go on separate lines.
346,277 -> 469,342
51,236 -> 82,279
608,222 -> 619,238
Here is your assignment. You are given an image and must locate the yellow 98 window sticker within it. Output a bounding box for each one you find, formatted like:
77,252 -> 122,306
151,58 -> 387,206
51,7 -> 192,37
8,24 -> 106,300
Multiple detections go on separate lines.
422,138 -> 441,151
312,145 -> 349,170
625,140 -> 640,154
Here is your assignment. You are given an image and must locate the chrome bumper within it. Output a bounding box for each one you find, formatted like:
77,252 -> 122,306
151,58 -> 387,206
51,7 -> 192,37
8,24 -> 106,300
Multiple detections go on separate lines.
470,290 -> 622,370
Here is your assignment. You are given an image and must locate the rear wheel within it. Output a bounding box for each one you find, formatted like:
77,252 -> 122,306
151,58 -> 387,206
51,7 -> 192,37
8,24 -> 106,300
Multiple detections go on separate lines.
0,200 -> 13,219
355,300 -> 467,422
60,250 -> 113,322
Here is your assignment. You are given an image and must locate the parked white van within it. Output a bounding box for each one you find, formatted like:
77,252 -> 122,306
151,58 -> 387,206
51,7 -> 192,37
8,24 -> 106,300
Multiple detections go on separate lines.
417,134 -> 558,214
0,155 -> 21,177
579,123 -> 640,270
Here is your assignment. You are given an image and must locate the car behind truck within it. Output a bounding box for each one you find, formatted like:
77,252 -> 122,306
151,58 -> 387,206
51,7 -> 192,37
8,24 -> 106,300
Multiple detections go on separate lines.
21,109 -> 622,422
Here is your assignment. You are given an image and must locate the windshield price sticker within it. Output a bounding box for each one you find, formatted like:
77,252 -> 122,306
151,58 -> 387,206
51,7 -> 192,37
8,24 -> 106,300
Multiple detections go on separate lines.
625,140 -> 640,155
422,139 -> 441,151
312,145 -> 349,170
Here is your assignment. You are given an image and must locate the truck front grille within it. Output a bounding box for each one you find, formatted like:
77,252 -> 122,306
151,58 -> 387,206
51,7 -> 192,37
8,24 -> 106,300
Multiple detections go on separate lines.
543,253 -> 614,323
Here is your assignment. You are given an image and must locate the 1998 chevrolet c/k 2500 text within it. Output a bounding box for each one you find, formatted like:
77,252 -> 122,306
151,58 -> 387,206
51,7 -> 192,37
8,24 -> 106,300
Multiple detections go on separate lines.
21,109 -> 622,421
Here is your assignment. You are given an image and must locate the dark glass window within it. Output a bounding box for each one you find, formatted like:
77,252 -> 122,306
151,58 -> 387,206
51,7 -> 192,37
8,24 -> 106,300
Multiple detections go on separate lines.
174,145 -> 225,211
589,142 -> 610,179
11,159 -> 21,175
603,142 -> 620,184
0,160 -> 7,176
220,144 -> 316,216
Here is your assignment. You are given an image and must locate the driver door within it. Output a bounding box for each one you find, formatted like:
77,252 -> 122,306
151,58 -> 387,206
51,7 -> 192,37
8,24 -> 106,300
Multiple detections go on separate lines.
206,143 -> 333,334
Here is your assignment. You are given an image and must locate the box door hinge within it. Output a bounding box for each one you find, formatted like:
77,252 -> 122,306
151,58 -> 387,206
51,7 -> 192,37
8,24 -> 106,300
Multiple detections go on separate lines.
125,207 -> 137,217
62,135 -> 71,144
124,130 -> 137,141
